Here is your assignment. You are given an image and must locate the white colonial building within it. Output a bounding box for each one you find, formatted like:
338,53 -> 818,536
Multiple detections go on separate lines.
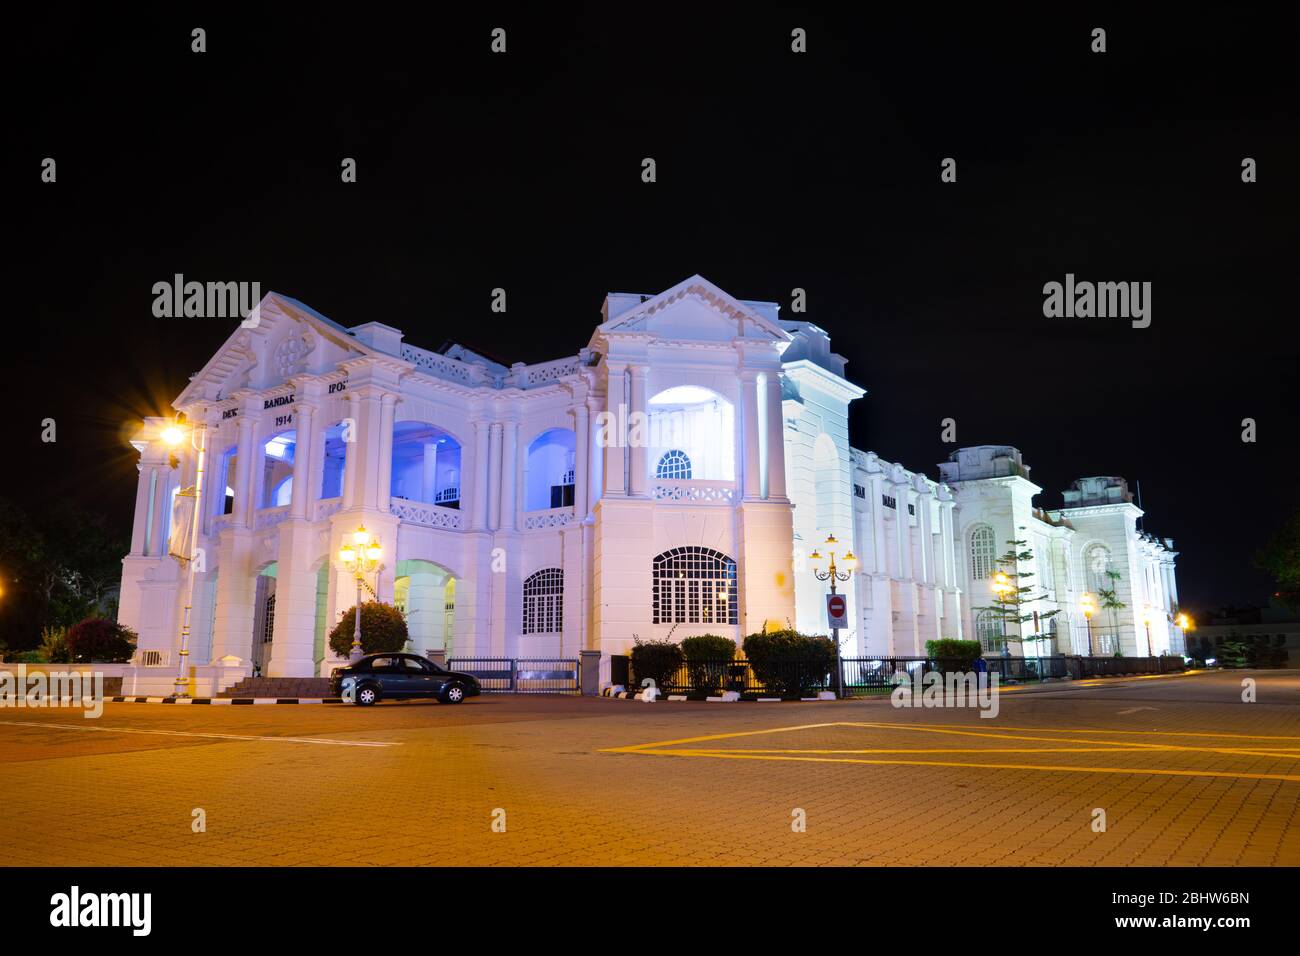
118,275 -> 1184,694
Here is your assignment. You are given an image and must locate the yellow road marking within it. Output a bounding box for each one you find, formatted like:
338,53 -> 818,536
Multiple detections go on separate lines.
603,719 -> 1300,782
617,748 -> 1300,783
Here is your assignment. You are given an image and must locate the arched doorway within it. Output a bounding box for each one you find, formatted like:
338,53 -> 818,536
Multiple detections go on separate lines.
393,559 -> 458,658
251,561 -> 278,674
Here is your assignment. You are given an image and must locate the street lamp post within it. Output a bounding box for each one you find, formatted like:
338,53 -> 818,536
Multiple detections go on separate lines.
163,416 -> 207,698
1080,592 -> 1098,657
1142,606 -> 1154,657
337,525 -> 382,661
991,570 -> 1014,657
809,533 -> 857,699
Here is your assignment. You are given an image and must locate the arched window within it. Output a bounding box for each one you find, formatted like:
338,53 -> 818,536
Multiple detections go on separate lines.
522,568 -> 564,635
656,449 -> 692,480
272,476 -> 293,507
1085,544 -> 1113,593
975,609 -> 1003,653
970,525 -> 997,580
652,547 -> 738,625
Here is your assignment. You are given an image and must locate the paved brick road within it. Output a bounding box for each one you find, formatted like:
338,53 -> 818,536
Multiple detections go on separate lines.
1,670 -> 1298,865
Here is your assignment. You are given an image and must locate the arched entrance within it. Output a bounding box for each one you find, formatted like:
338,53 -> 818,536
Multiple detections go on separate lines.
393,559 -> 458,658
251,561 -> 278,674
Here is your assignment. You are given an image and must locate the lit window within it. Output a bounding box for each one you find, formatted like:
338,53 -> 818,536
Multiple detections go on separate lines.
975,609 -> 1003,653
655,449 -> 692,480
522,568 -> 563,635
652,547 -> 737,625
970,525 -> 997,580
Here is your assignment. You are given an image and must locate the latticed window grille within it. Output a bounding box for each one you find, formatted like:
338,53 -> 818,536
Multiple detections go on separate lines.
1086,544 -> 1113,593
970,525 -> 997,580
522,568 -> 563,635
655,449 -> 692,480
975,609 -> 1003,653
652,547 -> 738,625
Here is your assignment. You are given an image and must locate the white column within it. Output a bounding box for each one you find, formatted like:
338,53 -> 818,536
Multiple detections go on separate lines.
487,422 -> 503,530
342,392 -> 361,509
421,443 -> 438,503
232,415 -> 258,529
740,370 -> 761,500
764,373 -> 787,499
628,365 -> 648,496
500,420 -> 519,531
289,403 -> 315,519
129,458 -> 159,555
603,363 -> 626,496
573,401 -> 589,516
918,486 -> 935,585
471,420 -> 491,530
376,393 -> 397,513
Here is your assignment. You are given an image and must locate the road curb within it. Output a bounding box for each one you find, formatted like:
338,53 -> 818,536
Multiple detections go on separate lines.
107,696 -> 346,705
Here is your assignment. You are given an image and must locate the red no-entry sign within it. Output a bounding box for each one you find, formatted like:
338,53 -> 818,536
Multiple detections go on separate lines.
826,593 -> 848,628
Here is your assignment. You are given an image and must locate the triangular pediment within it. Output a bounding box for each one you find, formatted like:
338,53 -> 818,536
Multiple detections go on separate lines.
595,275 -> 791,345
174,292 -> 371,408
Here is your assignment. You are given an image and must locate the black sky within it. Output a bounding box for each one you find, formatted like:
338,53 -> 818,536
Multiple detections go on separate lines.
8,5 -> 1298,612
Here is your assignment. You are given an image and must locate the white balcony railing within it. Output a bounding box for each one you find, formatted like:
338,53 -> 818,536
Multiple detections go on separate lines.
523,507 -> 577,530
651,479 -> 737,504
390,498 -> 465,530
254,504 -> 291,531
314,497 -> 343,521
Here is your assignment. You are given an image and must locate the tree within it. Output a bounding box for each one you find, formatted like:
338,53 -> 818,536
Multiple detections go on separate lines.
1097,568 -> 1128,653
65,617 -> 137,663
1256,505 -> 1300,610
327,602 -> 409,658
973,537 -> 1060,655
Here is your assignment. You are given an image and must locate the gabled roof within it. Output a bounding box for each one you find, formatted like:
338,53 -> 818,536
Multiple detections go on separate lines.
595,274 -> 792,343
174,291 -> 372,408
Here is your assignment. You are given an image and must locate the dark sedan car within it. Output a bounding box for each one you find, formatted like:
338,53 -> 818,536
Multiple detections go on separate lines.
330,653 -> 481,705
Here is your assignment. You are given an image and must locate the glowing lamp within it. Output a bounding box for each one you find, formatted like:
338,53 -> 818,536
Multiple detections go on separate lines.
841,551 -> 858,573
338,545 -> 356,567
352,526 -> 370,547
366,544 -> 382,563
808,549 -> 825,573
161,425 -> 186,447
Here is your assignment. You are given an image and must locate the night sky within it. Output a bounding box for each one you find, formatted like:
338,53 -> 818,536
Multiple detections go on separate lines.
9,6 -> 1298,613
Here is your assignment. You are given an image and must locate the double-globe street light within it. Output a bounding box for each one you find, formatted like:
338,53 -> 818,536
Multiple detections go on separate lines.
1079,591 -> 1098,656
337,525 -> 383,661
161,416 -> 207,698
809,533 -> 856,699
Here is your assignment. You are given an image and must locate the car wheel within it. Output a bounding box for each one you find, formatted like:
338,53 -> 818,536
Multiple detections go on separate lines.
440,682 -> 465,704
356,685 -> 380,706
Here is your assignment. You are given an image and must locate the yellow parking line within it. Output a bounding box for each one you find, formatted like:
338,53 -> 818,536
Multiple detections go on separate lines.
618,748 -> 1300,783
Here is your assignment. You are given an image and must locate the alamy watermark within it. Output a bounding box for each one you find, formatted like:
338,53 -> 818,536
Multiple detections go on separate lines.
1042,274 -> 1151,328
0,665 -> 105,718
152,274 -> 261,326
890,668 -> 1000,718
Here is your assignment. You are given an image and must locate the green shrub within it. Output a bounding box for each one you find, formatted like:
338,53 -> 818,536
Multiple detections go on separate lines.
328,602 -> 409,658
742,629 -> 835,696
40,626 -> 72,664
680,634 -> 737,693
925,638 -> 982,671
630,638 -> 684,690
65,617 -> 137,663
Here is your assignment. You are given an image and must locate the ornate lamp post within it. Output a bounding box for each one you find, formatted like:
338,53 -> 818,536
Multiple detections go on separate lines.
809,533 -> 857,699
991,570 -> 1014,657
1080,592 -> 1098,656
1142,605 -> 1154,657
162,415 -> 207,698
337,525 -> 382,661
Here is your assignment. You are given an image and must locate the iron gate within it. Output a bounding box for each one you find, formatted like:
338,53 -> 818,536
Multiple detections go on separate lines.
446,657 -> 580,694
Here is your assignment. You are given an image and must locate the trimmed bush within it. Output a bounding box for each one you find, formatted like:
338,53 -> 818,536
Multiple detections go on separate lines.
630,638 -> 684,691
65,617 -> 137,663
40,626 -> 72,664
328,602 -> 409,658
925,638 -> 982,671
680,634 -> 737,694
742,629 -> 835,696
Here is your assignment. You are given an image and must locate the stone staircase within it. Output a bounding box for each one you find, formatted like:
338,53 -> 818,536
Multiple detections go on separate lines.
218,677 -> 334,699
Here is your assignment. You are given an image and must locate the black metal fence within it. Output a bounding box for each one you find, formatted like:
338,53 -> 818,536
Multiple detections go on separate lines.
446,657 -> 580,694
632,654 -> 1186,699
